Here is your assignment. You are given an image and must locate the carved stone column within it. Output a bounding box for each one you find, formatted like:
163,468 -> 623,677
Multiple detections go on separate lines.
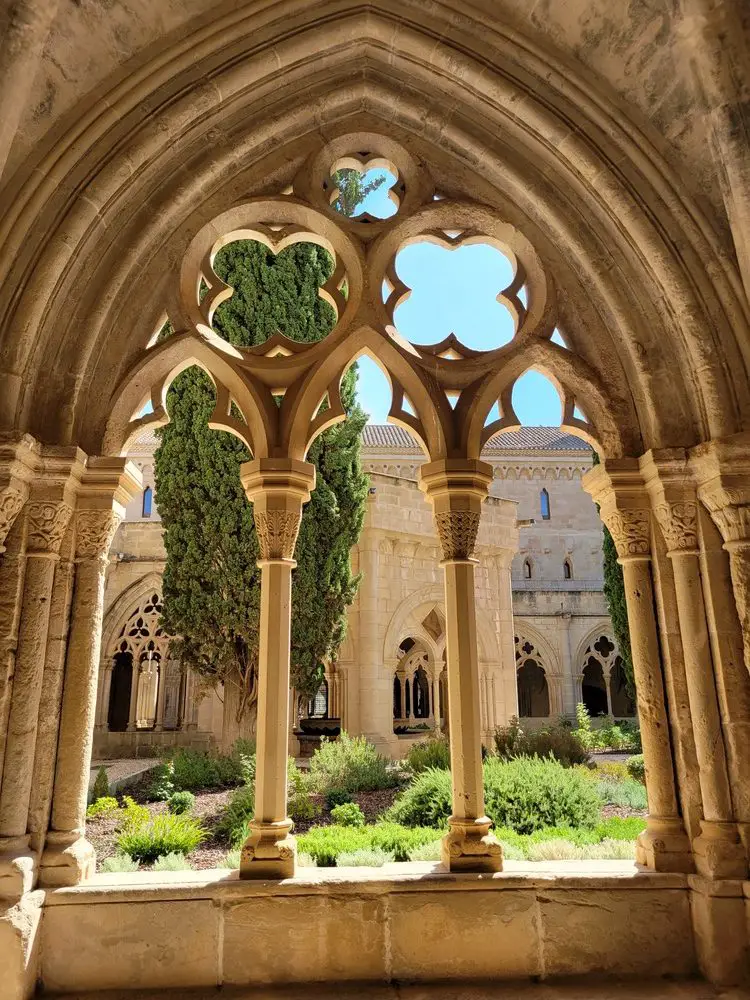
420,459 -> 502,873
0,464 -> 78,894
239,458 -> 314,879
693,435 -> 750,678
0,434 -> 38,557
0,515 -> 28,785
644,455 -> 746,879
41,458 -> 140,886
584,461 -> 693,873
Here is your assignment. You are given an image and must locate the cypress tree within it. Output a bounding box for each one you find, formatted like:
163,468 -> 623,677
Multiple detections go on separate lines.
155,174 -> 371,735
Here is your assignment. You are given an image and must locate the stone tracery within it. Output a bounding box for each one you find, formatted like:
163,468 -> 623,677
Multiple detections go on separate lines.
0,2 -> 749,989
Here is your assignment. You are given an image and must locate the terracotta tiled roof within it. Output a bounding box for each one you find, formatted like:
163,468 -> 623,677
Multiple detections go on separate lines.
361,424 -> 591,454
134,424 -> 590,454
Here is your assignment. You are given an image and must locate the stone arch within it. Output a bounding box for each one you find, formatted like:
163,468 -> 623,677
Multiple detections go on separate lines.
382,584 -> 444,663
1,8 -> 747,461
513,623 -> 561,676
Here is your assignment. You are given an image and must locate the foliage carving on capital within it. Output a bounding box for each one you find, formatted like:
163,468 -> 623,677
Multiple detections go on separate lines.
0,488 -> 26,550
75,510 -> 122,560
26,502 -> 73,555
255,510 -> 302,560
653,501 -> 698,553
602,508 -> 650,558
435,510 -> 481,561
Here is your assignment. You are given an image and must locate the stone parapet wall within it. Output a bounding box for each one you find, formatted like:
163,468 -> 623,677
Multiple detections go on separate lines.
38,866 -> 696,993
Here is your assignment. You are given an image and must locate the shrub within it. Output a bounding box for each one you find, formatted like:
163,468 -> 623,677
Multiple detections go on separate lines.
330,802 -> 365,827
526,838 -> 581,861
408,840 -> 442,862
497,840 -> 526,861
308,732 -> 395,795
594,816 -> 646,841
626,754 -> 645,784
583,838 -> 636,860
117,813 -> 205,863
297,825 -> 369,866
325,788 -> 352,809
593,761 -> 630,782
596,779 -> 647,811
492,717 -> 526,759
152,852 -> 194,871
219,849 -> 242,869
483,757 -> 601,834
298,852 -> 315,867
170,748 -> 246,791
367,823 -> 441,861
288,759 -> 322,822
389,758 -> 600,835
296,822 -> 441,866
405,735 -> 451,774
386,768 -> 452,829
337,847 -> 394,867
148,761 -> 175,801
120,796 -> 150,830
91,765 -> 110,803
86,796 -> 119,820
100,853 -> 139,873
218,785 -> 255,847
493,717 -> 589,767
167,790 -> 196,815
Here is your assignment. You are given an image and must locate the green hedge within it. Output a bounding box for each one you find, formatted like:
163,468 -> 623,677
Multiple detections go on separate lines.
297,823 -> 441,866
388,757 -> 602,834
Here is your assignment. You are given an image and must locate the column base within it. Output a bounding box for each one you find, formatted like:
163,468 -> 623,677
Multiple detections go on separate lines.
0,851 -> 36,898
39,832 -> 95,887
635,816 -> 695,873
441,817 -> 503,873
692,820 -> 747,879
240,820 -> 296,879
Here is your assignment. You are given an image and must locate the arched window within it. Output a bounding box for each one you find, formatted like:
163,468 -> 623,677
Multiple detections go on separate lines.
563,558 -> 572,579
540,488 -> 550,520
523,558 -> 532,579
142,486 -> 153,518
516,660 -> 550,718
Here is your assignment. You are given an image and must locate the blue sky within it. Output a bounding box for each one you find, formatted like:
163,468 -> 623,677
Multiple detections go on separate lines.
352,172 -> 564,426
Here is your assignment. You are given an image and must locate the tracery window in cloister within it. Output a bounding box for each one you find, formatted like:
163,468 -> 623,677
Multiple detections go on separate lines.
104,593 -> 180,733
579,633 -> 635,720
515,635 -> 550,718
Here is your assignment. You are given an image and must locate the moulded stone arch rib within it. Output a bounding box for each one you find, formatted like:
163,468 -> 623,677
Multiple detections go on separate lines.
0,8 -> 747,454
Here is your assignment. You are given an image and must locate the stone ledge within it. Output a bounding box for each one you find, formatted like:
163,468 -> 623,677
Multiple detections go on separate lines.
37,865 -> 697,993
42,861 -> 690,906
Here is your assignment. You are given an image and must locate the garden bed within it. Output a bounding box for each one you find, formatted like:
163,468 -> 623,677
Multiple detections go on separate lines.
87,724 -> 646,873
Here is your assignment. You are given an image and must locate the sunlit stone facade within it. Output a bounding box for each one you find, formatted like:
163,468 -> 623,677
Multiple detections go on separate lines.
93,425 -> 624,758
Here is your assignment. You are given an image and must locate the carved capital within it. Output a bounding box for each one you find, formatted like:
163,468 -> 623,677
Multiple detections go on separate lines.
0,487 -> 26,552
601,508 -> 651,559
75,510 -> 122,561
255,509 -> 302,561
653,501 -> 698,553
26,502 -> 73,555
435,510 -> 481,561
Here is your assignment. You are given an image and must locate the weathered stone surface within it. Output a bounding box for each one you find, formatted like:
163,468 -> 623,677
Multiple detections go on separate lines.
41,899 -> 220,992
539,888 -> 696,977
389,888 -> 540,979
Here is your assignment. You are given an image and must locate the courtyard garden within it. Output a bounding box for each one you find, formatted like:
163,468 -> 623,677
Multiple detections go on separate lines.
88,707 -> 646,873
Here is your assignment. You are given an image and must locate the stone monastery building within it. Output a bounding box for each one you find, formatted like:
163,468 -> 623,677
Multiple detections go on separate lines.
97,425 -> 628,757
1,0 -> 750,995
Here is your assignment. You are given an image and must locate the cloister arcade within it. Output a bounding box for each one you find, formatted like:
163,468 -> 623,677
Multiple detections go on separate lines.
1,0 -> 749,994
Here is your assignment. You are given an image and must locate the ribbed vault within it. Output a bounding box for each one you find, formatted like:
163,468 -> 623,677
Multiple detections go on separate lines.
0,2 -> 748,457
